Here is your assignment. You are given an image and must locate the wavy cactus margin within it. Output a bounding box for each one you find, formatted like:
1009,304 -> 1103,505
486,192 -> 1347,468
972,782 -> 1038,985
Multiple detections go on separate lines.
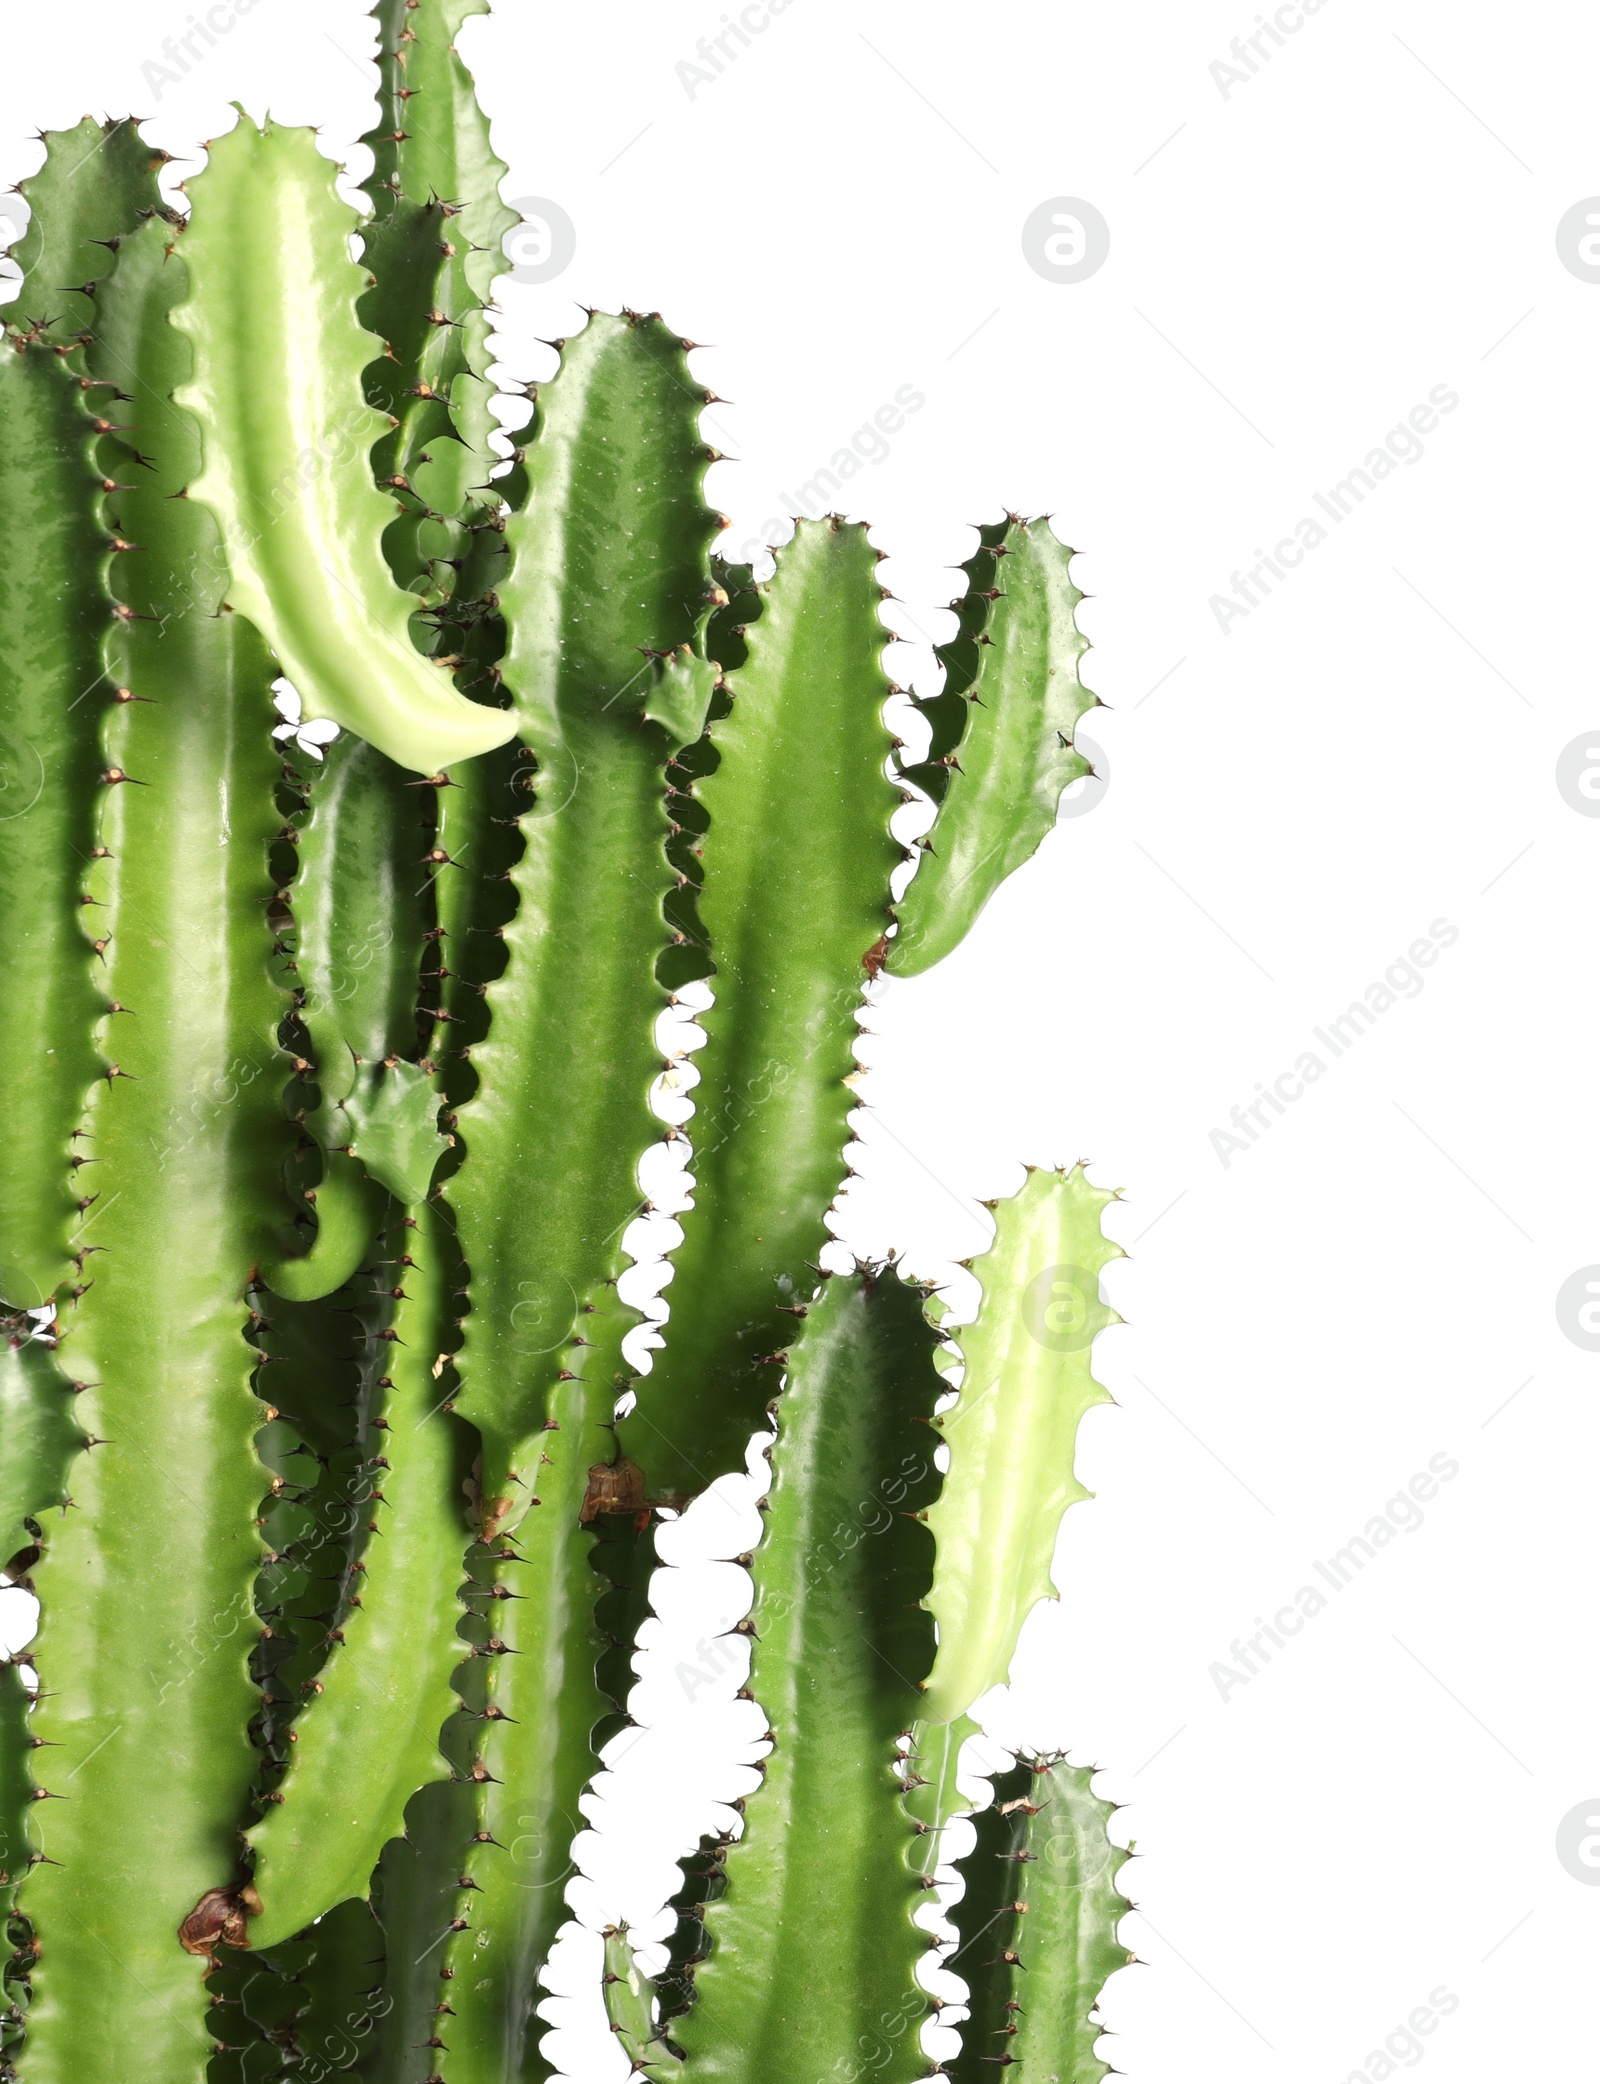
0,6 -> 1133,2081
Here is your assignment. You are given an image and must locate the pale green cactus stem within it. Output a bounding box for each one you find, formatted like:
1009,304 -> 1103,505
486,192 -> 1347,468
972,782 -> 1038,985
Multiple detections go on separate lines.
18,210 -> 296,2080
890,516 -> 1098,976
669,1267 -> 945,2084
171,115 -> 516,774
919,1164 -> 1123,1730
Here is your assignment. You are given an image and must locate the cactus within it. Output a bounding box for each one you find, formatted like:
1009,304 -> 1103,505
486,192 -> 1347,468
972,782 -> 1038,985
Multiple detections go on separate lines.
0,8 -> 1133,2080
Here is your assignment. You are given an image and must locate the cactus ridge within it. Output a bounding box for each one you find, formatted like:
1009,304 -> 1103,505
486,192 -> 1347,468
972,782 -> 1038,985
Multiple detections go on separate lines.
920,1164 -> 1123,1729
16,199 -> 296,2080
945,1754 -> 1135,2084
669,1266 -> 945,2084
891,515 -> 1099,976
0,114 -> 168,1312
447,308 -> 722,1539
170,115 -> 516,774
0,8 -> 1129,2071
618,520 -> 908,1506
438,1282 -> 655,2081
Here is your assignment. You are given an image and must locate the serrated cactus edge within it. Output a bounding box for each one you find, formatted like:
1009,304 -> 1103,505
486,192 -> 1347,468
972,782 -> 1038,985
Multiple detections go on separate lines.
0,6 -> 1133,2078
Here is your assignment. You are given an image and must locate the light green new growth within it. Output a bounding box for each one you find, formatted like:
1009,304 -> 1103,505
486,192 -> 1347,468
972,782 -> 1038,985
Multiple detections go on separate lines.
920,1165 -> 1122,1727
172,116 -> 516,773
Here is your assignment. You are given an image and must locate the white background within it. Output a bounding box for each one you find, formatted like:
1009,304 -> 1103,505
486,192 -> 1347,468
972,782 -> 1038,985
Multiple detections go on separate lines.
4,2 -> 1597,2079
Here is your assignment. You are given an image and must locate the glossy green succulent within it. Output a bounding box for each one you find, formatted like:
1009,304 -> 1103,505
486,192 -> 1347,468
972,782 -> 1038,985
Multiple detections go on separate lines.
0,7 -> 1128,2080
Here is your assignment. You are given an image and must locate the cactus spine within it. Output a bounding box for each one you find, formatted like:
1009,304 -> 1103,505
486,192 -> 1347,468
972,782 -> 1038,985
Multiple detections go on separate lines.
0,7 -> 1131,2078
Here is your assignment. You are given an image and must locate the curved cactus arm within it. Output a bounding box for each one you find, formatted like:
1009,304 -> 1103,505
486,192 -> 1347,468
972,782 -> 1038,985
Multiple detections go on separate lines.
440,1285 -> 649,2080
942,1760 -> 1032,2083
890,517 -> 1097,977
619,520 -> 902,1504
170,115 -> 516,774
450,310 -> 720,1535
360,0 -> 519,597
244,1199 -> 471,1948
0,1325 -> 79,1565
7,117 -> 167,342
261,1153 -> 389,1303
672,1267 -> 942,2084
919,1165 -> 1122,1729
0,346 -> 112,1311
18,215 -> 295,2083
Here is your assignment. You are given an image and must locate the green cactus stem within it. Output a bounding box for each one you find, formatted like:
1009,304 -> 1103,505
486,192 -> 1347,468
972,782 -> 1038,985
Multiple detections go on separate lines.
603,1925 -> 679,2082
449,309 -> 720,1537
890,517 -> 1097,976
171,115 -> 516,775
18,213 -> 295,2082
946,1756 -> 1133,2084
361,1772 -> 480,2081
670,1266 -> 942,2084
244,1200 -> 471,1948
942,1757 -> 1033,2081
7,118 -> 168,348
0,1661 -> 34,1926
439,1285 -> 649,2080
0,1326 -> 78,1565
252,1273 -> 391,1743
0,121 -> 168,1310
261,732 -> 436,1302
619,520 -> 903,1504
288,1896 -> 387,2075
360,0 -> 518,602
919,1165 -> 1122,1729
